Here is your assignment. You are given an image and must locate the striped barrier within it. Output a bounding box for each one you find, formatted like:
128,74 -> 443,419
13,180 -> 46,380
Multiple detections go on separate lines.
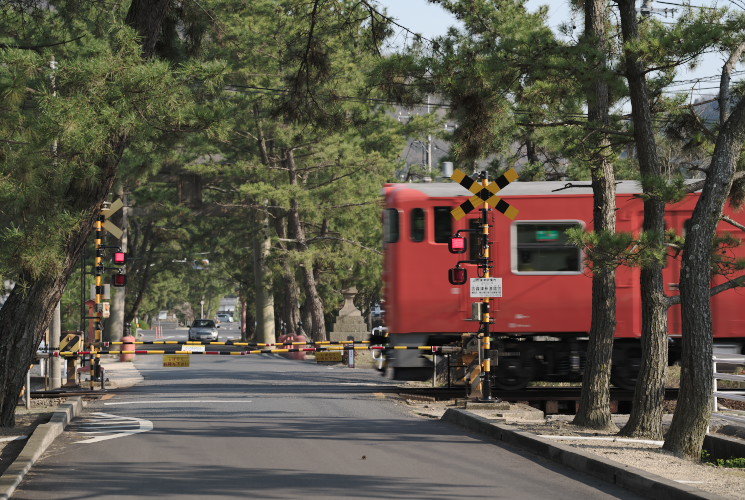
99,340 -> 374,347
53,345 -> 442,357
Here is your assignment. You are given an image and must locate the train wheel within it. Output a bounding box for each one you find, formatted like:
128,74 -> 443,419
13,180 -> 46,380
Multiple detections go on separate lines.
611,345 -> 642,390
491,355 -> 534,390
392,367 -> 431,381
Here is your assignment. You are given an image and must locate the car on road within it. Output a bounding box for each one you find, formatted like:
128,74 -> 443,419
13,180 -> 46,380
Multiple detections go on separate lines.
216,313 -> 234,323
188,319 -> 219,341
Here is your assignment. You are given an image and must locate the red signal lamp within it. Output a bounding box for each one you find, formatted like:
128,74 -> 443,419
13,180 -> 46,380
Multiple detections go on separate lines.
112,272 -> 127,287
448,236 -> 467,254
113,251 -> 126,265
448,267 -> 467,285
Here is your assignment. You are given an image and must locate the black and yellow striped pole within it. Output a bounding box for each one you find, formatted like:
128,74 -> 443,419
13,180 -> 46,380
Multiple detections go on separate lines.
479,173 -> 493,401
92,211 -> 105,390
449,168 -> 521,401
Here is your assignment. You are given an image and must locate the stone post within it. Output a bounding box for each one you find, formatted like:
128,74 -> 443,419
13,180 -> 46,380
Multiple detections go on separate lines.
329,287 -> 369,342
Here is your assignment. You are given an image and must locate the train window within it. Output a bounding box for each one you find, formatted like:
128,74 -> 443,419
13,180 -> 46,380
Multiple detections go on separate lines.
383,209 -> 400,244
410,208 -> 425,242
434,207 -> 452,243
514,222 -> 582,273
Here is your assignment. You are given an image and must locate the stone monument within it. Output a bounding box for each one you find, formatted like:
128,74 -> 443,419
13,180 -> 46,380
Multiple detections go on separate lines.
329,287 -> 369,342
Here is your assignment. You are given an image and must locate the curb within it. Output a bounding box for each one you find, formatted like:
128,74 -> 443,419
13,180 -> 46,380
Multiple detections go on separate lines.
441,408 -> 729,500
0,397 -> 83,500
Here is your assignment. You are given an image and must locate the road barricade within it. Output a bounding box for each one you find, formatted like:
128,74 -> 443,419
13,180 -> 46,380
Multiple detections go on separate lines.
120,335 -> 136,362
277,334 -> 308,360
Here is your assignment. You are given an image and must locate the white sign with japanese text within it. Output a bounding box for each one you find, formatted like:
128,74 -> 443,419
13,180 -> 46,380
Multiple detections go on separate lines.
470,277 -> 503,298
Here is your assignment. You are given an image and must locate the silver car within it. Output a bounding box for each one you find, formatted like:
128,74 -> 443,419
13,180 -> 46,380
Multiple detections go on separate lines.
188,319 -> 219,341
217,312 -> 234,323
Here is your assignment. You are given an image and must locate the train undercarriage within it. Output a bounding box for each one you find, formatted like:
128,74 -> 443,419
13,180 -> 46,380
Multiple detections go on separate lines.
378,332 -> 744,391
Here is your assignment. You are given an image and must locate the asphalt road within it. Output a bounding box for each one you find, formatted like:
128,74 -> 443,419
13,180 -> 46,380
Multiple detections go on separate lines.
13,342 -> 643,499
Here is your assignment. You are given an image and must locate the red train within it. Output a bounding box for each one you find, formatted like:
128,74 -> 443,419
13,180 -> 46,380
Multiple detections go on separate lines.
382,180 -> 745,389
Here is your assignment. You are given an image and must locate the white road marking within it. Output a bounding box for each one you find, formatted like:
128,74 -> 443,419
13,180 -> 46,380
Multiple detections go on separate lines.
339,383 -> 392,387
104,400 -> 252,405
74,412 -> 153,444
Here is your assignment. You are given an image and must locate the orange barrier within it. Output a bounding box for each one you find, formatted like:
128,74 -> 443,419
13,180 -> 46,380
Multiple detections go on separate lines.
120,336 -> 136,362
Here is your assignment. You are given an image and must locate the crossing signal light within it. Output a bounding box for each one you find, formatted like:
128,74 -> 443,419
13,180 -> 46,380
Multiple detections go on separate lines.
113,251 -> 126,265
448,236 -> 468,254
448,267 -> 467,285
112,272 -> 126,287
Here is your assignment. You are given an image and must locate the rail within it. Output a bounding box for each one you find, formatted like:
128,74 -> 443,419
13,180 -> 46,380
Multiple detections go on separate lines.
712,354 -> 745,425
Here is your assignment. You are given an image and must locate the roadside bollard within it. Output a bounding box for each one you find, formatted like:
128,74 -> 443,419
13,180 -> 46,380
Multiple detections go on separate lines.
120,335 -> 136,362
292,335 -> 308,361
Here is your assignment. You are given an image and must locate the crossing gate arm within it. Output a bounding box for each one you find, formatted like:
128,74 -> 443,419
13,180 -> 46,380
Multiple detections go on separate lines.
56,345 -> 440,357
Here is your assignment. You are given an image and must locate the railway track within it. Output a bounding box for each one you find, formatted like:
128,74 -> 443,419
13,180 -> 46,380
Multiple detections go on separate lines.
397,386 -> 683,414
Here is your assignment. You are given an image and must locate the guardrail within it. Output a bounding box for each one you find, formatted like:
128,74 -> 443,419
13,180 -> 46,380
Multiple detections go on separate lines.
713,354 -> 745,425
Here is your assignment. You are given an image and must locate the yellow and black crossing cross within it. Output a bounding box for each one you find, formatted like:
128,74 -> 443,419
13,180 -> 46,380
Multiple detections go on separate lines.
450,168 -> 519,220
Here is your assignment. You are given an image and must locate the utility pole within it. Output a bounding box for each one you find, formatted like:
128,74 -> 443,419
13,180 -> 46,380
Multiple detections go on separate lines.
427,95 -> 432,173
50,302 -> 61,389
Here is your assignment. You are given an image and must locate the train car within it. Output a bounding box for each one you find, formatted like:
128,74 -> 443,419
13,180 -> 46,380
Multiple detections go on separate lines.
382,180 -> 745,389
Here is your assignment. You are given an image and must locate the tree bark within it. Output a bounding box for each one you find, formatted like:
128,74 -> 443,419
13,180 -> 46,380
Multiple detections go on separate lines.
285,149 -> 327,341
573,0 -> 617,431
0,139 -> 126,427
253,209 -> 275,345
664,50 -> 745,459
273,216 -> 303,336
124,223 -> 155,326
617,0 -> 669,440
125,0 -> 172,59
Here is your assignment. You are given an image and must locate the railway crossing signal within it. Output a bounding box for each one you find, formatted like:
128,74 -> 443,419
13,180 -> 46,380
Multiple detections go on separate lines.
450,168 -> 519,221
447,168 -> 520,402
101,198 -> 124,239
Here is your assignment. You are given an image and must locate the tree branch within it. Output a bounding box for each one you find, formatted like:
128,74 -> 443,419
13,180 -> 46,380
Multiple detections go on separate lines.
0,35 -> 86,51
305,235 -> 382,254
516,120 -> 633,138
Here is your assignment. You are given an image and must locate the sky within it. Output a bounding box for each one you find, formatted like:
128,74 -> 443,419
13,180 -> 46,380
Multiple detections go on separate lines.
376,0 -> 737,101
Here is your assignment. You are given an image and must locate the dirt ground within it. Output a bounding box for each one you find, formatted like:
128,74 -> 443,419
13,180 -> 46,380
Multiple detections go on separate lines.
402,396 -> 745,500
0,399 -> 62,476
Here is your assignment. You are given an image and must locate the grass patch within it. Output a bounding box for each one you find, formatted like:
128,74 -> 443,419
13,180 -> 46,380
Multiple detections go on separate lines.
702,450 -> 745,468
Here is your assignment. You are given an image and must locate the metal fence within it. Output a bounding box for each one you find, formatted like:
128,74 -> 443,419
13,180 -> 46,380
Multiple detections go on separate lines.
713,354 -> 745,425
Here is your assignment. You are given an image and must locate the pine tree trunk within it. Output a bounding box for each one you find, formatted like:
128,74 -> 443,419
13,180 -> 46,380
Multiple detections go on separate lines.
0,274 -> 66,426
273,215 -> 303,336
0,141 -> 125,427
573,0 -> 617,431
620,219 -> 668,439
286,149 -> 327,341
665,84 -> 745,458
617,0 -> 669,439
125,0 -> 172,58
124,225 -> 155,326
253,209 -> 275,345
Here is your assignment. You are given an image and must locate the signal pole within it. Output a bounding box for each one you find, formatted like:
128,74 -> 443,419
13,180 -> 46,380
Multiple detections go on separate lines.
479,172 -> 493,401
92,211 -> 105,390
448,167 -> 519,400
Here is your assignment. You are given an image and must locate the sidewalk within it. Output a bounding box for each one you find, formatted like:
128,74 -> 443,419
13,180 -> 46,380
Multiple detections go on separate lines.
99,357 -> 143,389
